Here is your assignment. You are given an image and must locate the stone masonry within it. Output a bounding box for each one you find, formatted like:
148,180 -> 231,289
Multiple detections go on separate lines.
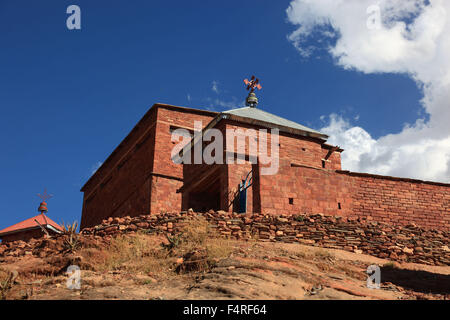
1,211 -> 448,266
80,103 -> 450,232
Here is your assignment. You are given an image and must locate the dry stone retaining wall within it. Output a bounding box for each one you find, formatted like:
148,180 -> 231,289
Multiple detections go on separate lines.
1,211 -> 449,266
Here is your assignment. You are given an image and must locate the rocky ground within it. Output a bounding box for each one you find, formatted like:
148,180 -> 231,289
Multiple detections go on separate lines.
1,228 -> 449,300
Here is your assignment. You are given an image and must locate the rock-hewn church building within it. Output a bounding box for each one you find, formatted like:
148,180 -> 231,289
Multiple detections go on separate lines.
80,90 -> 450,231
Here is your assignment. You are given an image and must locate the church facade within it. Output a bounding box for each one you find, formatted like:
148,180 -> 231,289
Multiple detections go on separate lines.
80,102 -> 450,231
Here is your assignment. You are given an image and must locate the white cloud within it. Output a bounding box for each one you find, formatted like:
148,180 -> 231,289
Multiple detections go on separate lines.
320,114 -> 377,173
287,0 -> 450,182
212,80 -> 219,94
187,94 -> 191,102
204,97 -> 245,111
212,99 -> 234,109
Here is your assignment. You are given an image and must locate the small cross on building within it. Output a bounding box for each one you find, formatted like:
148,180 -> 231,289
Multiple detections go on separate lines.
244,76 -> 262,108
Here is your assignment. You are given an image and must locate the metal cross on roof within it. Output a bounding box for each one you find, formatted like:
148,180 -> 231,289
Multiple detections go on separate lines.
243,76 -> 262,108
37,189 -> 53,202
244,76 -> 262,93
36,189 -> 53,219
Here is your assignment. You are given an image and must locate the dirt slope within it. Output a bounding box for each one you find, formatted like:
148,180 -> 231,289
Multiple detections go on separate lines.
1,235 -> 449,300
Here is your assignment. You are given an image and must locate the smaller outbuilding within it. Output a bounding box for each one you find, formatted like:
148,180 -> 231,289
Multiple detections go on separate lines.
0,201 -> 63,243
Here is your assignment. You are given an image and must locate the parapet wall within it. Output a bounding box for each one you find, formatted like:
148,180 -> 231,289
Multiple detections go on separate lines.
339,171 -> 450,231
259,163 -> 450,231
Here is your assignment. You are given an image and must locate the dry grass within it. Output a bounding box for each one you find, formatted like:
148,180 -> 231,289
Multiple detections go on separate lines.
75,215 -> 239,280
314,249 -> 335,261
176,216 -> 210,252
86,233 -> 172,275
0,269 -> 14,300
176,216 -> 234,266
79,216 -> 236,276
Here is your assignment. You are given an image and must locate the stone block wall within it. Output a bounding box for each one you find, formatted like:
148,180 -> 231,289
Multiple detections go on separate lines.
338,171 -> 450,231
80,104 -> 217,228
150,106 -> 216,214
80,107 -> 158,228
259,163 -> 450,231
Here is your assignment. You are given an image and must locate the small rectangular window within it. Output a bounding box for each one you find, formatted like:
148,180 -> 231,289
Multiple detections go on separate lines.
289,198 -> 294,205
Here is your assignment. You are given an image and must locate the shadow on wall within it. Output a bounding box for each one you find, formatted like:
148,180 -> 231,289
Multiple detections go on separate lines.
380,266 -> 450,295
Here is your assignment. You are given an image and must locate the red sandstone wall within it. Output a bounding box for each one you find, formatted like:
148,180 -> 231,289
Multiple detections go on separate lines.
153,107 -> 216,178
221,120 -> 337,214
80,108 -> 157,228
223,120 -> 339,171
259,159 -> 351,215
151,107 -> 215,213
150,175 -> 183,213
279,134 -> 342,170
280,134 -> 323,168
82,107 -> 158,195
81,105 -> 217,228
339,172 -> 450,231
150,107 -> 216,214
181,121 -> 258,213
259,162 -> 450,231
321,147 -> 342,170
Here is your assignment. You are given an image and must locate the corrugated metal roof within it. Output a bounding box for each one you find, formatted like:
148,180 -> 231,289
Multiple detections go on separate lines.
222,107 -> 327,139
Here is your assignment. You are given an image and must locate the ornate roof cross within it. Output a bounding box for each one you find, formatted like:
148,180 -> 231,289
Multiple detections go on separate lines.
244,76 -> 262,93
37,189 -> 53,214
243,76 -> 262,108
37,189 -> 53,202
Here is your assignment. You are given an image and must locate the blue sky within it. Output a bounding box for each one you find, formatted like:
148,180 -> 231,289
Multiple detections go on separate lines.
0,1 -> 432,230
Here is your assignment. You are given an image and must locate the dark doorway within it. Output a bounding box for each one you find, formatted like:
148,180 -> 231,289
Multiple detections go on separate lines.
188,191 -> 220,212
186,172 -> 222,213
